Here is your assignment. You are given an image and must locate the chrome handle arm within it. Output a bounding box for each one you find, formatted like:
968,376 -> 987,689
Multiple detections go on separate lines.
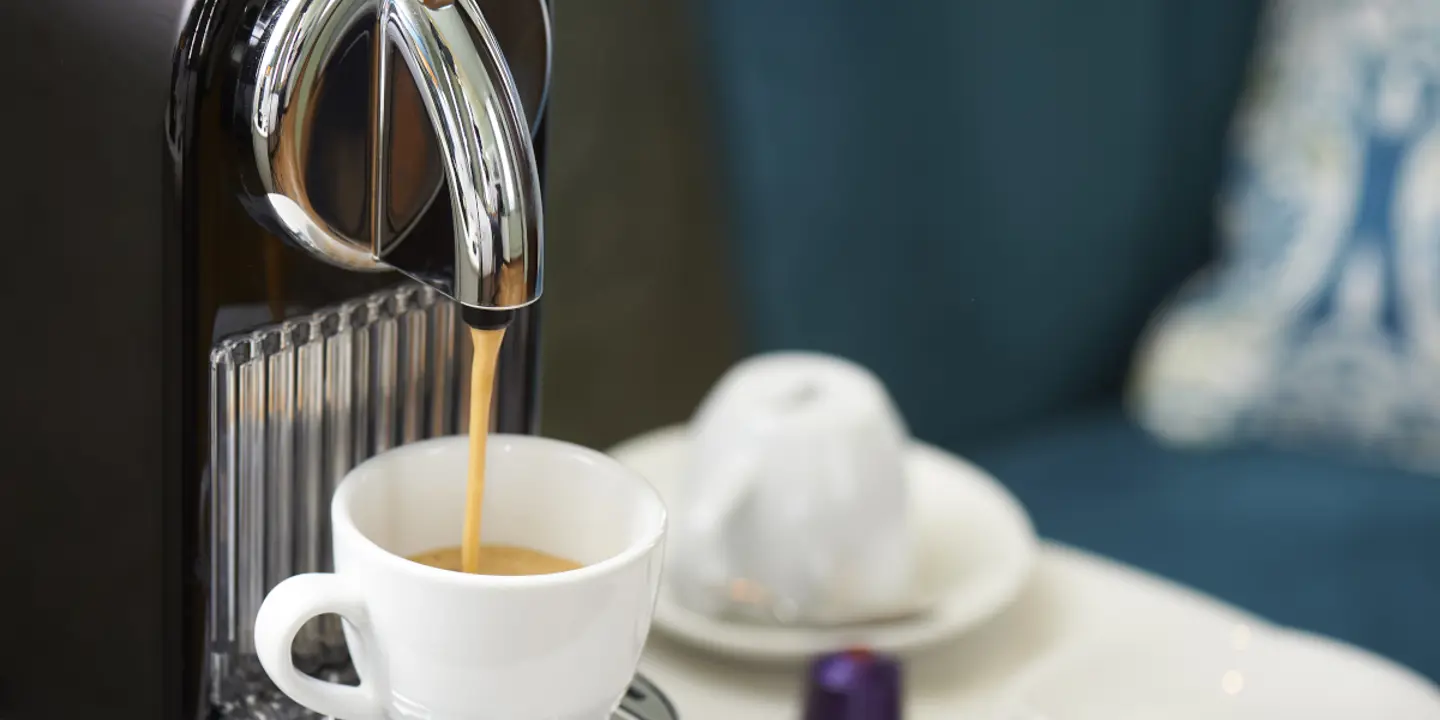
382,0 -> 542,308
236,0 -> 543,310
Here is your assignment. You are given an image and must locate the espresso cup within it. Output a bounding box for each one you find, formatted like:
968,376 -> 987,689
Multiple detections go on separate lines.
254,435 -> 667,720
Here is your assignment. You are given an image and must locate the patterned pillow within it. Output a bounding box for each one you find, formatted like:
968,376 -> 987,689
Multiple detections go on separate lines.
1129,0 -> 1440,471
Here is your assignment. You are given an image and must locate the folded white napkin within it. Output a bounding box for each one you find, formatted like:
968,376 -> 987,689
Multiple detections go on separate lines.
667,352 -> 918,626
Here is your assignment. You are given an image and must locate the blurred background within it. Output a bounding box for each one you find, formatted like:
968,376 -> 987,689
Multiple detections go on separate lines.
541,0 -> 1440,684
541,0 -> 739,448
541,0 -> 1252,449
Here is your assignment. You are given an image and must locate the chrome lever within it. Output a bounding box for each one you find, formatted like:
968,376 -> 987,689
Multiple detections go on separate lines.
235,0 -> 544,311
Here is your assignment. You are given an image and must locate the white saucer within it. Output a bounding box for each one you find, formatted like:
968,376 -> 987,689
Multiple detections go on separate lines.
609,425 -> 1039,662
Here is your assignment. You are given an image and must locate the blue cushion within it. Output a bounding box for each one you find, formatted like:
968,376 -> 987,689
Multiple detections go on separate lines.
1128,2 -> 1440,470
966,404 -> 1440,681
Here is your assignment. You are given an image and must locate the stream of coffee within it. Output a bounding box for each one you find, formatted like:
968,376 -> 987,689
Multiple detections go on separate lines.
463,326 -> 507,573
406,324 -> 580,576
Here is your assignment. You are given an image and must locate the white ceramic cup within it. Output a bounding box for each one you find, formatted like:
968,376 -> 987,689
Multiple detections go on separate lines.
254,435 -> 667,720
672,352 -> 916,625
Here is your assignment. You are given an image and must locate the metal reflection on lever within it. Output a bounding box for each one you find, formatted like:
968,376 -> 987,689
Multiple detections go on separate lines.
236,0 -> 544,310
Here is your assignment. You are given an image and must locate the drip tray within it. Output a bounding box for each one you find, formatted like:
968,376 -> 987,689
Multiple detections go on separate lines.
617,675 -> 679,720
209,671 -> 678,720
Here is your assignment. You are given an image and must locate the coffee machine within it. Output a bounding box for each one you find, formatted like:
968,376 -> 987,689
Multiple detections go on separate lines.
0,1 -> 675,719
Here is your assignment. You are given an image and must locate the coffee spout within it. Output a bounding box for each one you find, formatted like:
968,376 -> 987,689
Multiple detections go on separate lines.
376,0 -> 543,311
236,0 -> 544,312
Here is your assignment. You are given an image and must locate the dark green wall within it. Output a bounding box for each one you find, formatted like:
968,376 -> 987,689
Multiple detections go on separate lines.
692,0 -> 1261,449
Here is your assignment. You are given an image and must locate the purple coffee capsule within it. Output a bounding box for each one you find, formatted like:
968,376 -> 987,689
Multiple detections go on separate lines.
802,648 -> 903,720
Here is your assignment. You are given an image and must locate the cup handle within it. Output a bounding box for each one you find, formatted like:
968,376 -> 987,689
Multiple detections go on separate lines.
254,573 -> 385,720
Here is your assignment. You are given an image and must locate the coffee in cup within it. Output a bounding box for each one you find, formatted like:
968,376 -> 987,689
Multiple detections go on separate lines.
406,544 -> 579,575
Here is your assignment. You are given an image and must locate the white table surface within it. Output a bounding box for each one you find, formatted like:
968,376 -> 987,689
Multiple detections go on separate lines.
638,542 -> 1440,719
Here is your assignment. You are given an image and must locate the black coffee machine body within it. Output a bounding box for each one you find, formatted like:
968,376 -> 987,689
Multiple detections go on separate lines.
2,2 -> 674,719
